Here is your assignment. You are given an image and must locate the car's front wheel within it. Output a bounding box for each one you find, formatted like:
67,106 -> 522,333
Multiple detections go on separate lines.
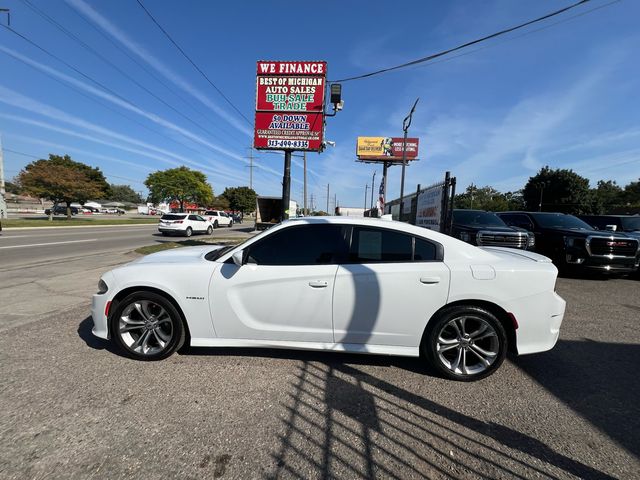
424,305 -> 507,381
110,291 -> 185,360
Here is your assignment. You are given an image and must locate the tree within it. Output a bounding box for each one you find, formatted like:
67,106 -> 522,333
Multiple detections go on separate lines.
209,195 -> 230,210
522,166 -> 591,214
109,184 -> 143,204
144,166 -> 213,212
590,180 -> 624,214
622,178 -> 640,206
18,155 -> 108,220
454,184 -> 509,211
221,186 -> 257,213
4,179 -> 22,195
18,154 -> 110,219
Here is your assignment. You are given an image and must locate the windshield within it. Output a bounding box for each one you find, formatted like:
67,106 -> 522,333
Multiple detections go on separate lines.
621,217 -> 640,231
533,213 -> 594,230
161,214 -> 186,220
453,210 -> 507,227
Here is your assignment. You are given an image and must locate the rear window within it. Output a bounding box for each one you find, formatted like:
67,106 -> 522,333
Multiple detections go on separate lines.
161,214 -> 186,220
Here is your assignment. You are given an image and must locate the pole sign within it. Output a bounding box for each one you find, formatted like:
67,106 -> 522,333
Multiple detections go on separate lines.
254,61 -> 327,151
356,136 -> 420,162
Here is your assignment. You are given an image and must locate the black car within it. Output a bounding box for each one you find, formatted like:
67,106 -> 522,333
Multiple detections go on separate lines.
45,206 -> 79,216
497,211 -> 640,274
577,215 -> 640,241
451,210 -> 534,250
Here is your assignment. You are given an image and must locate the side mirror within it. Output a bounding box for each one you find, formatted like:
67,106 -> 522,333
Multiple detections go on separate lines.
605,224 -> 617,232
231,249 -> 244,267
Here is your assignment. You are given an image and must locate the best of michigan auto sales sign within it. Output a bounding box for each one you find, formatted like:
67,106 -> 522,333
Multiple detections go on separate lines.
254,61 -> 326,151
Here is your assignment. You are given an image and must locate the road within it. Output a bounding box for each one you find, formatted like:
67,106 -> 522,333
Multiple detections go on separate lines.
0,223 -> 252,332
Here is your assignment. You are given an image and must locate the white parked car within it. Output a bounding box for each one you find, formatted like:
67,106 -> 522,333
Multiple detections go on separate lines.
157,213 -> 213,237
93,217 -> 565,381
204,210 -> 233,228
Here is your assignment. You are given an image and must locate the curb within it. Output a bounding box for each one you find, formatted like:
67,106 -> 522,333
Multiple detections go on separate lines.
1,223 -> 157,231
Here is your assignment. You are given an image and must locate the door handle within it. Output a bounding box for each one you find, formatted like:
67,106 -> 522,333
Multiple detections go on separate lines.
420,277 -> 441,284
308,280 -> 328,288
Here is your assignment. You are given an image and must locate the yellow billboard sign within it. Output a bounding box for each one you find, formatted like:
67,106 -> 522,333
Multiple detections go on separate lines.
356,136 -> 419,161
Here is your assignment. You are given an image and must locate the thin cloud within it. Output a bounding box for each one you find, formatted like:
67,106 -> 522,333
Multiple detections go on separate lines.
65,0 -> 253,139
0,45 -> 248,167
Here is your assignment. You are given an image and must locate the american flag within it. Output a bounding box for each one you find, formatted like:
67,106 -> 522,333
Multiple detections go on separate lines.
377,180 -> 385,214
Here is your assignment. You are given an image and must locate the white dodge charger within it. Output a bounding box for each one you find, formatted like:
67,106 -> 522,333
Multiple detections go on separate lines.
92,217 -> 565,381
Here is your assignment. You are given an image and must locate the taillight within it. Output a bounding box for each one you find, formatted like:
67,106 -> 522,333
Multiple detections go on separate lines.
175,220 -> 183,224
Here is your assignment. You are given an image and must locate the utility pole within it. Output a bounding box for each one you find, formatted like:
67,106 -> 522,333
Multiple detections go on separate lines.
326,184 -> 330,214
303,151 -> 307,215
364,184 -> 369,212
399,98 -> 419,220
334,194 -> 337,214
0,134 -> 7,219
245,148 -> 255,190
370,171 -> 376,210
281,151 -> 292,220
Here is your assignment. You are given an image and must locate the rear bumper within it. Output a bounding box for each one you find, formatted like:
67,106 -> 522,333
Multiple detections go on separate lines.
507,291 -> 566,355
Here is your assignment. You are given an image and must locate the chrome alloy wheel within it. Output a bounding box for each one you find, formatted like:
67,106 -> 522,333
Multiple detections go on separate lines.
436,315 -> 499,376
118,300 -> 173,356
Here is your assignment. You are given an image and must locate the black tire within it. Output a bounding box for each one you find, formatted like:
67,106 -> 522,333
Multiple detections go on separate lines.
110,291 -> 186,361
213,221 -> 219,229
228,220 -> 233,228
185,227 -> 193,237
423,305 -> 507,382
207,226 -> 213,235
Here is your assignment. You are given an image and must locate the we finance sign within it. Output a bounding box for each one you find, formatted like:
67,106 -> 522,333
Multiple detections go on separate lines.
254,61 -> 326,151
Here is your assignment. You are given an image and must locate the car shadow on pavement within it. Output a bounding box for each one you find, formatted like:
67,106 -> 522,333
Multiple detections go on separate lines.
77,316 -> 120,355
517,339 -> 640,460
264,361 -> 615,479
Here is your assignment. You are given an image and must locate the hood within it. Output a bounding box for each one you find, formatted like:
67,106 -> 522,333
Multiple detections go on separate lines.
454,224 -> 517,233
545,227 -> 632,238
131,245 -> 226,264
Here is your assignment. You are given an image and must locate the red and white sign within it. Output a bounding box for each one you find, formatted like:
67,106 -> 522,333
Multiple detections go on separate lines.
254,61 -> 327,152
254,112 -> 324,151
256,76 -> 325,112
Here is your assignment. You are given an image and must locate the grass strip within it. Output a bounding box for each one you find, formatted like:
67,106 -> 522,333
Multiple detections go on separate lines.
2,218 -> 159,228
135,237 -> 246,255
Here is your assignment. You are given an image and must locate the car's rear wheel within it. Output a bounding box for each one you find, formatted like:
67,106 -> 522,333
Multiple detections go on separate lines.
207,226 -> 213,235
185,227 -> 193,237
228,220 -> 233,228
213,221 -> 219,229
424,305 -> 507,381
110,291 -> 185,360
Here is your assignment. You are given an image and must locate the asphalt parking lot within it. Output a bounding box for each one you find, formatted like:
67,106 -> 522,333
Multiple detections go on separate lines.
1,266 -> 638,479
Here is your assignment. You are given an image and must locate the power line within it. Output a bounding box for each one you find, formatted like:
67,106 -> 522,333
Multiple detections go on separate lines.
18,0 -> 236,149
0,24 -> 264,180
135,0 -> 252,126
331,0 -> 593,83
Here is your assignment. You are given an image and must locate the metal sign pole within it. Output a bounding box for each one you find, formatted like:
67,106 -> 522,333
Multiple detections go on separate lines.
281,150 -> 292,221
398,98 -> 419,220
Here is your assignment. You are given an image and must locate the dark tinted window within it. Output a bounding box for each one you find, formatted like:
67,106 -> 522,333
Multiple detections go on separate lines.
531,213 -> 593,230
499,214 -> 534,231
414,238 -> 437,261
161,214 -> 186,220
188,215 -> 199,221
453,210 -> 507,227
247,224 -> 349,265
351,227 -> 412,262
621,217 -> 640,231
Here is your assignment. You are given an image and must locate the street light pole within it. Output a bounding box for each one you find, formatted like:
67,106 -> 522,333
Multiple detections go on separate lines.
364,184 -> 369,212
538,183 -> 545,212
399,98 -> 419,220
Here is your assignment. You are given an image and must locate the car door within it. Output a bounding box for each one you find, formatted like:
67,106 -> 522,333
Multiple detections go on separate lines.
332,226 -> 450,347
188,215 -> 205,232
209,223 -> 349,342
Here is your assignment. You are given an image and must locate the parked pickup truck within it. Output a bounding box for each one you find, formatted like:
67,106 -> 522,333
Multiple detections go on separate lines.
497,211 -> 640,274
577,215 -> 640,241
203,210 -> 233,228
451,209 -> 535,250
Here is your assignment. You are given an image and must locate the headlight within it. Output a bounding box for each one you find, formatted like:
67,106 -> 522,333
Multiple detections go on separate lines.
527,234 -> 535,247
459,232 -> 471,242
97,279 -> 108,294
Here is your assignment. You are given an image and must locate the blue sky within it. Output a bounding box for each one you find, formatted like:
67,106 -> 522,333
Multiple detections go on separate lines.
1,0 -> 639,209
